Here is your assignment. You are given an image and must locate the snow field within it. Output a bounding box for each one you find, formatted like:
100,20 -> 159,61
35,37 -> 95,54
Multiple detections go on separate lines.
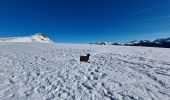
0,43 -> 170,100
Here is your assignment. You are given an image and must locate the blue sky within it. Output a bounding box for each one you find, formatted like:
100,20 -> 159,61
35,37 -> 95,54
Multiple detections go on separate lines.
0,0 -> 170,43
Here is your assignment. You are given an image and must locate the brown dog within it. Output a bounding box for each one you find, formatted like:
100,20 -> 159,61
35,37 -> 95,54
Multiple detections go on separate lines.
80,54 -> 90,63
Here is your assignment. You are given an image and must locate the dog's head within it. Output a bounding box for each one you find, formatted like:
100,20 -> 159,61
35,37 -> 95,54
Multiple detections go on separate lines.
87,54 -> 90,57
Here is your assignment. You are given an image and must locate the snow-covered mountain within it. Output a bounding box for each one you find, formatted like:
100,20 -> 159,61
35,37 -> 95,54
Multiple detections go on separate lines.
125,37 -> 170,48
0,43 -> 170,100
0,33 -> 54,43
126,40 -> 151,45
94,42 -> 113,45
92,42 -> 121,45
154,37 -> 170,43
92,37 -> 170,48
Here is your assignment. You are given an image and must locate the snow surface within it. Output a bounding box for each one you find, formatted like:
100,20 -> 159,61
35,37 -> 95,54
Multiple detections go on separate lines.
0,43 -> 170,100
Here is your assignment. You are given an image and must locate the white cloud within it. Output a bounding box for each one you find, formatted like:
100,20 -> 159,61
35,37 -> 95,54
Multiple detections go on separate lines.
132,6 -> 159,15
133,15 -> 170,23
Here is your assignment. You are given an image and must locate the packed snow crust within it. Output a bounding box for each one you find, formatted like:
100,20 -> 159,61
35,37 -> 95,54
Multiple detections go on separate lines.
0,43 -> 170,100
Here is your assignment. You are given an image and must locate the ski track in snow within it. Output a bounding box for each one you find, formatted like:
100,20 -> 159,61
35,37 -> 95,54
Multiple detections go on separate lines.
0,43 -> 170,100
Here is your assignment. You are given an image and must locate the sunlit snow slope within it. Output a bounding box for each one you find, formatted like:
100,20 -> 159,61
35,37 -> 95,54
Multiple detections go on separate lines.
0,33 -> 54,43
0,43 -> 170,100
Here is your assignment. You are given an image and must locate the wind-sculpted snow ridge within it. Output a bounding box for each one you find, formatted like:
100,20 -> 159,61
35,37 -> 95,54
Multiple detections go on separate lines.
0,43 -> 170,100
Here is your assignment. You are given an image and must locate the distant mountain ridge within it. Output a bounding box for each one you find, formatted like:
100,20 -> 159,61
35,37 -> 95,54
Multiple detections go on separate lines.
125,37 -> 170,48
93,37 -> 170,48
0,33 -> 54,43
91,42 -> 121,45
